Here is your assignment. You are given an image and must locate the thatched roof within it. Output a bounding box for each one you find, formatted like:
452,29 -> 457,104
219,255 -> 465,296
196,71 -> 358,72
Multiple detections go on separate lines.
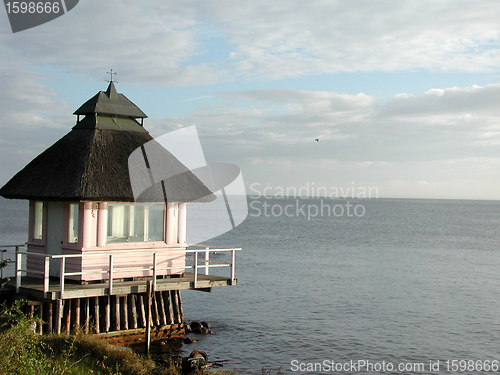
0,84 -> 215,203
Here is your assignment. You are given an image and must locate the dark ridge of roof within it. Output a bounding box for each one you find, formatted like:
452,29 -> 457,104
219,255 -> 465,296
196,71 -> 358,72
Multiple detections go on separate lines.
0,128 -> 215,203
73,114 -> 148,133
74,82 -> 147,119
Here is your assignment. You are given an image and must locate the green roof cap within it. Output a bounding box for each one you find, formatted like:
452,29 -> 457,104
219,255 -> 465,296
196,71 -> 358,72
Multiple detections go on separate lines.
73,82 -> 147,118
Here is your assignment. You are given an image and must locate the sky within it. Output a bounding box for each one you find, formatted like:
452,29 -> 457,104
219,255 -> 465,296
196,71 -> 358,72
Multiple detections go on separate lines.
1,0 -> 500,200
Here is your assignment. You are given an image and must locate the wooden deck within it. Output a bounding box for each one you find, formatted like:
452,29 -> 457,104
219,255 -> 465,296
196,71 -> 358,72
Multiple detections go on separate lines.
4,273 -> 236,300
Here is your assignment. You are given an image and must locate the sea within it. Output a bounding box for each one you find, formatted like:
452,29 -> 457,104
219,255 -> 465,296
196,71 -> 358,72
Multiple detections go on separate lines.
1,196 -> 500,374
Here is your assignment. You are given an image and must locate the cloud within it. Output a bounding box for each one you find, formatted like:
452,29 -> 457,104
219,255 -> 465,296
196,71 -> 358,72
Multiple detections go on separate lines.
204,0 -> 500,78
141,83 -> 500,198
2,0 -> 500,85
0,0 -> 220,86
380,84 -> 500,117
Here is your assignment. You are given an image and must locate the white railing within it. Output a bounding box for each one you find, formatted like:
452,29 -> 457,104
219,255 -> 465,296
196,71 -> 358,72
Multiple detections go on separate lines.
7,244 -> 240,299
0,244 -> 25,289
186,245 -> 240,289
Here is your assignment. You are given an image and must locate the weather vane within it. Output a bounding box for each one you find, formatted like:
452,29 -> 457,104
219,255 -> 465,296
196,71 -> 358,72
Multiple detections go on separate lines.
106,69 -> 118,83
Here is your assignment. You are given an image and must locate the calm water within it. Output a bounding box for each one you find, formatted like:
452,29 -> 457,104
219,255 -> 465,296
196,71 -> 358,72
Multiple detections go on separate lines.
2,197 -> 500,374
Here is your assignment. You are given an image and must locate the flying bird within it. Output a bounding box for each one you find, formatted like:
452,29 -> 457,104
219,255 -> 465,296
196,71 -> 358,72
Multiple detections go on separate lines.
315,138 -> 319,142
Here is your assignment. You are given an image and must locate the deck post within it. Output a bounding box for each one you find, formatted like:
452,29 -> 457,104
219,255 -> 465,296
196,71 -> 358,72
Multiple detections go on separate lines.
15,250 -> 22,293
157,291 -> 167,326
108,254 -> 114,295
137,293 -> 146,328
55,299 -> 62,334
45,302 -> 53,334
145,281 -> 153,354
1,250 -> 4,289
152,292 -> 160,326
92,297 -> 100,333
193,251 -> 198,289
152,252 -> 157,291
36,303 -> 43,334
43,256 -> 50,297
164,291 -> 173,325
171,290 -> 181,324
73,298 -> 80,332
122,296 -> 129,330
204,247 -> 209,275
113,295 -> 120,331
63,300 -> 71,334
177,290 -> 184,322
129,294 -> 138,329
230,249 -> 236,285
103,296 -> 110,333
59,257 -> 66,299
83,297 -> 90,334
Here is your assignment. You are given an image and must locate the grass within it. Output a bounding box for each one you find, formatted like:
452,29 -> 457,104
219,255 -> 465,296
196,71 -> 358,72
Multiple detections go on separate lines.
0,302 -> 236,375
0,318 -> 177,375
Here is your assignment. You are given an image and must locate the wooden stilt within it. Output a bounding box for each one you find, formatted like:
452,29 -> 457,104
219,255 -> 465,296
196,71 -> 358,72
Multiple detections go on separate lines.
137,294 -> 146,328
83,298 -> 90,334
152,292 -> 160,327
73,298 -> 80,332
157,291 -> 167,327
113,295 -> 120,332
170,290 -> 179,324
36,304 -> 43,334
121,296 -> 129,330
64,300 -> 71,334
176,290 -> 184,322
103,296 -> 110,333
145,281 -> 153,354
92,297 -> 100,333
46,302 -> 53,334
27,304 -> 34,319
55,299 -> 63,334
164,291 -> 173,325
129,294 -> 138,329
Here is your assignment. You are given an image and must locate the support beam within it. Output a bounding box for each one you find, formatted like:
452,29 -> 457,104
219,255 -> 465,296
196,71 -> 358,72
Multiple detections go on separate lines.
55,300 -> 63,334
157,291 -> 167,327
92,297 -> 100,333
103,296 -> 110,333
178,203 -> 187,244
83,298 -> 90,334
137,294 -> 146,328
97,202 -> 108,247
121,296 -> 128,330
164,291 -> 173,325
112,295 -> 120,332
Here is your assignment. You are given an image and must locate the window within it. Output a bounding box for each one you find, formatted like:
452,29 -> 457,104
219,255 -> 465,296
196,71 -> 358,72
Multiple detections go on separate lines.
107,203 -> 164,243
33,201 -> 44,240
68,203 -> 79,243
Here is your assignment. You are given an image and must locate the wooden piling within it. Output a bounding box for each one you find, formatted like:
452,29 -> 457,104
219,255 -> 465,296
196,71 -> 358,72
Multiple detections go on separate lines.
164,291 -> 173,325
72,298 -> 80,332
112,295 -> 120,332
83,297 -> 90,334
129,294 -> 137,329
157,291 -> 167,326
9,282 -> 185,340
121,296 -> 129,330
152,292 -> 160,327
36,304 -> 43,334
55,299 -> 62,334
103,296 -> 110,333
64,300 -> 71,334
145,281 -> 153,354
92,297 -> 100,333
45,302 -> 53,334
